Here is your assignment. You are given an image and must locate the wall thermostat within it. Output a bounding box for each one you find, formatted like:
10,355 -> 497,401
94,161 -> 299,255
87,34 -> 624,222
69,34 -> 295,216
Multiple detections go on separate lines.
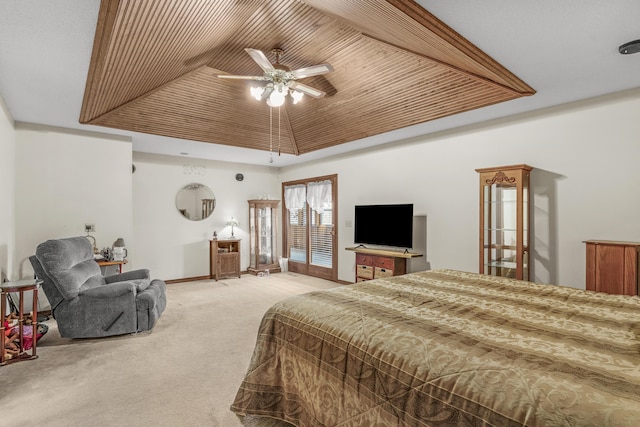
235,173 -> 244,181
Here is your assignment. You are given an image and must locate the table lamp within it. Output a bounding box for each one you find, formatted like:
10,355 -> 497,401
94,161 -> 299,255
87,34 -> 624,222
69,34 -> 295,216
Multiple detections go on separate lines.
226,217 -> 240,238
112,238 -> 127,261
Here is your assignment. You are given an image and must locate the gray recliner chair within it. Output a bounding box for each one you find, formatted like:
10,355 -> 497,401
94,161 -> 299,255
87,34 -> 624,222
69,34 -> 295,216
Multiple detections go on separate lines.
29,236 -> 167,338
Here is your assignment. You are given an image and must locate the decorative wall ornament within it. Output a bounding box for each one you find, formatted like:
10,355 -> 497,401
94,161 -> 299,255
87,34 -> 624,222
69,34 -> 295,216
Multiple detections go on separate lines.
486,171 -> 516,185
183,164 -> 206,175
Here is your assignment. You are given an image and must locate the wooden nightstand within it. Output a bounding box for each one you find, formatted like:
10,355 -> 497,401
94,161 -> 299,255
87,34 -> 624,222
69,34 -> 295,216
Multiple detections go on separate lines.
210,239 -> 241,281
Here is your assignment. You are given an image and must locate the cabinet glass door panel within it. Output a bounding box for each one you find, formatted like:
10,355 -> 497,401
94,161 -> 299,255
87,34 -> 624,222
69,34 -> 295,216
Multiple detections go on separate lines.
258,207 -> 275,265
249,206 -> 256,269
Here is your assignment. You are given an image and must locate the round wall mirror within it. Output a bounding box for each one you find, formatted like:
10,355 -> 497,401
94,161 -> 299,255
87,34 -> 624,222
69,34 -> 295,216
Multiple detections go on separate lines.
176,183 -> 216,221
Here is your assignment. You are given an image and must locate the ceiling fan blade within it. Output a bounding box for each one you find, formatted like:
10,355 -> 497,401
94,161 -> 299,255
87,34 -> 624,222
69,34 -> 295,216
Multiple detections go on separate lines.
287,81 -> 326,98
245,48 -> 275,72
289,63 -> 334,79
218,74 -> 266,80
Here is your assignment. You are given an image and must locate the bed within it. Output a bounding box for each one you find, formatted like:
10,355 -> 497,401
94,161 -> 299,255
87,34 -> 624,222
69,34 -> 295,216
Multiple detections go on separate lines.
230,269 -> 640,426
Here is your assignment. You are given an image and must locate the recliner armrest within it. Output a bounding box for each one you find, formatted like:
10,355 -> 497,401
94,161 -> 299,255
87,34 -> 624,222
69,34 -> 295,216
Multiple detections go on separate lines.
79,282 -> 135,298
105,269 -> 150,283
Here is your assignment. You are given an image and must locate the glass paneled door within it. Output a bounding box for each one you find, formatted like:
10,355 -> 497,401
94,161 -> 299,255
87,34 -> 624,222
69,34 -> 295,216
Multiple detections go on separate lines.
282,175 -> 337,281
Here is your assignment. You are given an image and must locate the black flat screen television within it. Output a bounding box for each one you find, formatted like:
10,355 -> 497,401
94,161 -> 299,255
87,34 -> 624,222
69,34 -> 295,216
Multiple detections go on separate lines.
354,204 -> 413,249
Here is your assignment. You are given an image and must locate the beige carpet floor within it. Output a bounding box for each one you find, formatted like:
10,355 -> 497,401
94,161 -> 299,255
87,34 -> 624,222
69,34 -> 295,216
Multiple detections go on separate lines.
0,272 -> 339,426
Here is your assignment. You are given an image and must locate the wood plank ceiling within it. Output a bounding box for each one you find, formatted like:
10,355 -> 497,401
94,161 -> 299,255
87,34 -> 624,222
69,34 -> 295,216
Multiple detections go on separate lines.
80,0 -> 535,156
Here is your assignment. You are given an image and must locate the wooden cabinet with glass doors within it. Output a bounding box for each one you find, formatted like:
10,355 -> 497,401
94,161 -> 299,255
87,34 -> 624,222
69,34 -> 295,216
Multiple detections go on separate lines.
476,164 -> 533,280
248,199 -> 280,275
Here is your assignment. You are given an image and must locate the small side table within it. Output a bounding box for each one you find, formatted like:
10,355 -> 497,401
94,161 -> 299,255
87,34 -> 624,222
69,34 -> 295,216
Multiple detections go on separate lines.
97,260 -> 127,274
1,279 -> 40,365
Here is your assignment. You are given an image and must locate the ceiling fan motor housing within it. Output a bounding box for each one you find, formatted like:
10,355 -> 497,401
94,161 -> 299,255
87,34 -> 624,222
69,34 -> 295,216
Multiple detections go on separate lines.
271,48 -> 290,71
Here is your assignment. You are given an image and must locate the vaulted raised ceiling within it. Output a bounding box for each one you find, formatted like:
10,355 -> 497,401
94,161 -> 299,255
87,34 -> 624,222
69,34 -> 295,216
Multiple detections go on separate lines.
80,0 -> 534,157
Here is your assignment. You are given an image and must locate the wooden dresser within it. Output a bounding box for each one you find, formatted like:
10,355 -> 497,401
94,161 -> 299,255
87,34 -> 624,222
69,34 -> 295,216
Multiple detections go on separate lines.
584,240 -> 640,295
346,247 -> 422,283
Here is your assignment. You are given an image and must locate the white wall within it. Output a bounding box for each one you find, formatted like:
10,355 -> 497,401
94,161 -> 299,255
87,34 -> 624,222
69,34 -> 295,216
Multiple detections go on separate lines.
132,152 -> 281,281
0,95 -> 15,282
7,89 -> 640,291
279,89 -> 640,288
14,124 -> 134,286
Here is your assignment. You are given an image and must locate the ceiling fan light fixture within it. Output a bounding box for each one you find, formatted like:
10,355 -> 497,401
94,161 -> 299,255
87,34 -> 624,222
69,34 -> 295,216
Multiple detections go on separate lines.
250,86 -> 265,100
291,90 -> 304,104
267,89 -> 286,107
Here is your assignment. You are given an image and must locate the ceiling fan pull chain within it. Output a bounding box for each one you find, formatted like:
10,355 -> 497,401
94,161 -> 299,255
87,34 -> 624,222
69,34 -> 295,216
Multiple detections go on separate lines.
278,106 -> 281,156
269,105 -> 274,164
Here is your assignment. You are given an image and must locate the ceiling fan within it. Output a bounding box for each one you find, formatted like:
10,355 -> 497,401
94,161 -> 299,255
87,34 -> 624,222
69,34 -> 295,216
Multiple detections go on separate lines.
218,48 -> 333,107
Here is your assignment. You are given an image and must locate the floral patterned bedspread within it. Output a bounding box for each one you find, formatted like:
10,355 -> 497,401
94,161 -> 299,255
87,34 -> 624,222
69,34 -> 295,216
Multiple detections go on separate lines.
230,269 -> 640,426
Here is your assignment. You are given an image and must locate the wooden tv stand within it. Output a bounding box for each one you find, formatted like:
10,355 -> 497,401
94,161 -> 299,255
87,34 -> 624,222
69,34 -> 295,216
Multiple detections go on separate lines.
346,247 -> 423,283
